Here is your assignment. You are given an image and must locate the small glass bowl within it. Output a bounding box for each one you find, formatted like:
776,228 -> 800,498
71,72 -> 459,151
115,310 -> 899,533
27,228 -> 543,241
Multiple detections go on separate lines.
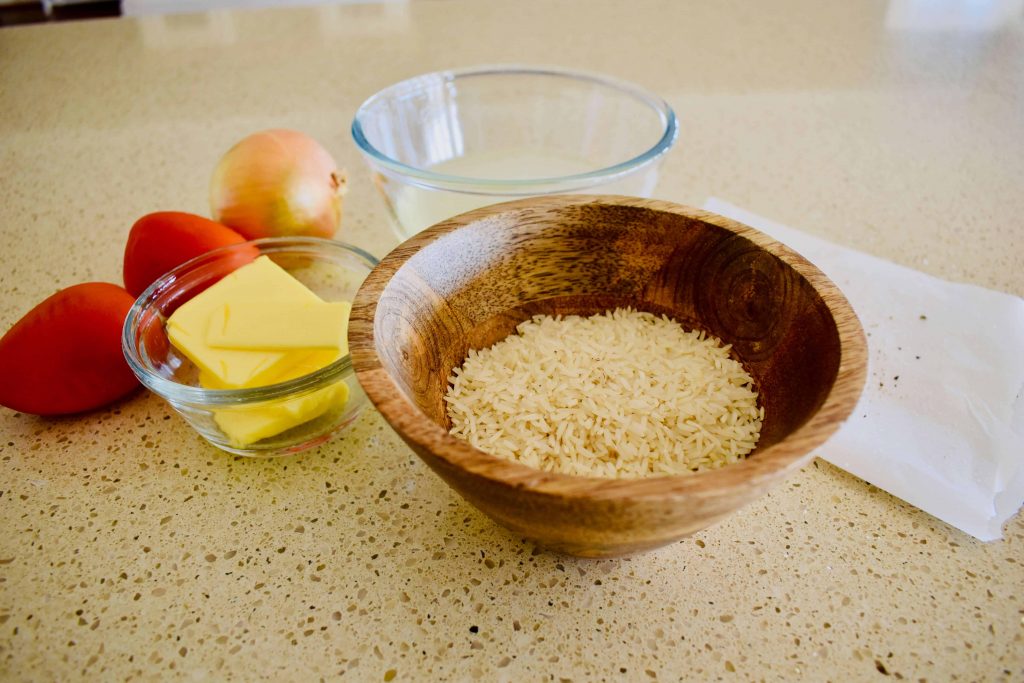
122,237 -> 378,457
351,65 -> 678,240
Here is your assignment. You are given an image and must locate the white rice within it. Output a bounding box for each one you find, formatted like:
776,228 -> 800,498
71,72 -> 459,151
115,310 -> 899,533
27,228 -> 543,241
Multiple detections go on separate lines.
444,308 -> 763,478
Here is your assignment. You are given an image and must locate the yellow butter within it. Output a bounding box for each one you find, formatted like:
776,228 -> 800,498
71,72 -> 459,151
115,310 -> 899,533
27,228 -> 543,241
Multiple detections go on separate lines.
169,323 -> 282,389
167,254 -> 353,446
198,349 -> 342,390
268,349 -> 343,383
207,300 -> 351,352
167,256 -> 322,388
213,381 -> 350,447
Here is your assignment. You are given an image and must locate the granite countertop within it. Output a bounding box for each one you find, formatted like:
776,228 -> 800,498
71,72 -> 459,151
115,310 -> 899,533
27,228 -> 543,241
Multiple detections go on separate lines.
1,0 -> 1022,680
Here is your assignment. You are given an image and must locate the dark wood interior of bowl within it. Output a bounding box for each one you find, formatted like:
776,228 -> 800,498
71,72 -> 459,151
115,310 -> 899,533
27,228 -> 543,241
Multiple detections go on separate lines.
369,200 -> 847,455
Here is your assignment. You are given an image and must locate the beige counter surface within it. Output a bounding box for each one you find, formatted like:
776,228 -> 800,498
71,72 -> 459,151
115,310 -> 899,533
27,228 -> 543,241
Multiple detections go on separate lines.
1,0 -> 1022,680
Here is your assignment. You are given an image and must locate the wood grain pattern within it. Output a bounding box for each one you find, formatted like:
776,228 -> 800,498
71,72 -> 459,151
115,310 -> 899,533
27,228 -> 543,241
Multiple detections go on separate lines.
349,196 -> 867,557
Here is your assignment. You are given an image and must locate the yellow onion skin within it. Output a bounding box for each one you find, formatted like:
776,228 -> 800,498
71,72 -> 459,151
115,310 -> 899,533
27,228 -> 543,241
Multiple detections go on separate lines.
210,129 -> 345,240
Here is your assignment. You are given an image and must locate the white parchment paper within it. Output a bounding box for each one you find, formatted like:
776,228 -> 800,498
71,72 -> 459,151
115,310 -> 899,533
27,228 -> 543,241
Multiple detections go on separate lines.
705,198 -> 1024,541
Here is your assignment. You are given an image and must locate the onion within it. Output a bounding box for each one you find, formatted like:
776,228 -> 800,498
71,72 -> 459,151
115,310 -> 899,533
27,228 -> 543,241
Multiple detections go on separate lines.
210,129 -> 346,240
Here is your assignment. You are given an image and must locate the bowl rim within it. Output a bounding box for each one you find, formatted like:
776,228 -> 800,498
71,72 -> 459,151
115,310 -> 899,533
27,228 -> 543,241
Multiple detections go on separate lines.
349,195 -> 868,500
122,236 -> 379,406
350,64 -> 679,194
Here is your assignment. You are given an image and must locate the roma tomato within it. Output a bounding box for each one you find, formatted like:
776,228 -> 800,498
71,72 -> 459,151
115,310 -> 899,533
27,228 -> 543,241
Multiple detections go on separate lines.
123,211 -> 252,297
0,283 -> 140,415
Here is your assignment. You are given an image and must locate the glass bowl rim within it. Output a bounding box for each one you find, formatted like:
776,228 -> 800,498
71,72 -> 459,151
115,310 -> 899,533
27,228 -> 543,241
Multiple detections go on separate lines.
121,236 -> 379,407
350,64 -> 679,193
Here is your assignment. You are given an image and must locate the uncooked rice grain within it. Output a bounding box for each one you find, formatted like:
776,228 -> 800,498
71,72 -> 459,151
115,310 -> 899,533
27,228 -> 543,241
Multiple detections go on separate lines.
444,308 -> 764,478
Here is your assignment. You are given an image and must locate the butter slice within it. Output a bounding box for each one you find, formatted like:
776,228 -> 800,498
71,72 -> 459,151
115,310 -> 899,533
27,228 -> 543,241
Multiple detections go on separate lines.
167,256 -> 321,388
213,380 -> 349,447
166,254 -> 353,446
270,349 -> 343,382
207,300 -> 351,352
198,349 -> 341,390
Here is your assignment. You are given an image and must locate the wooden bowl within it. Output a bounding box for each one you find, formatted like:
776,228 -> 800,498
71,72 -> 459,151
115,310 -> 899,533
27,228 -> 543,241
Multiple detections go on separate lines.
349,196 -> 867,557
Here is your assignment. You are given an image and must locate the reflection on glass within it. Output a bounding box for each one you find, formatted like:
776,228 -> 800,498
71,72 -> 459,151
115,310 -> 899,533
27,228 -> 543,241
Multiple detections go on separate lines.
885,0 -> 1024,31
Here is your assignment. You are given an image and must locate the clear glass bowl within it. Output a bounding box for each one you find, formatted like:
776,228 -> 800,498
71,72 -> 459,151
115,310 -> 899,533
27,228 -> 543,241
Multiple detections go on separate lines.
351,65 -> 678,240
122,237 -> 378,457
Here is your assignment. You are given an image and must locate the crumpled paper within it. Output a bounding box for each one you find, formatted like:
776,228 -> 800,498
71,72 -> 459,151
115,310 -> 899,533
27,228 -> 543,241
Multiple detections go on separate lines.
704,198 -> 1024,541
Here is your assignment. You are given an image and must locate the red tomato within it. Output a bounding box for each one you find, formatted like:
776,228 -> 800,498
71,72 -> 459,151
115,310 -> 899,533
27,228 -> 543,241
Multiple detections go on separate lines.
0,283 -> 140,415
123,211 -> 252,297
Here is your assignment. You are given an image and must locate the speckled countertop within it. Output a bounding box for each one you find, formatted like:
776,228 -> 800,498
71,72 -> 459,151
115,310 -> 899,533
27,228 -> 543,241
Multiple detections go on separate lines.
1,0 -> 1022,680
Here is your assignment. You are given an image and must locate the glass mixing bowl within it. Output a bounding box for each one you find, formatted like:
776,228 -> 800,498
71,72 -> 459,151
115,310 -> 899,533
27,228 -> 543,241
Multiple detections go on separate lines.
351,65 -> 678,240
